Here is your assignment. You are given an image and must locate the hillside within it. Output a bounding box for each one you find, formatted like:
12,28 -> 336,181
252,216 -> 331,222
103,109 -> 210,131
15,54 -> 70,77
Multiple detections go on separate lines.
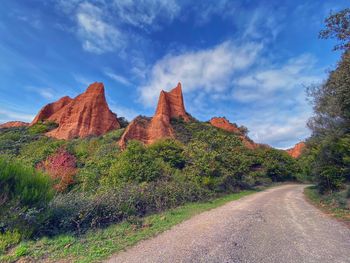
0,81 -> 302,261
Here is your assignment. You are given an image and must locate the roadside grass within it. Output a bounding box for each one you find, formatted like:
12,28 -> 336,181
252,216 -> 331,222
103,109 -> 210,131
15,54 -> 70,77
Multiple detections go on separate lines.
304,186 -> 350,226
1,190 -> 256,263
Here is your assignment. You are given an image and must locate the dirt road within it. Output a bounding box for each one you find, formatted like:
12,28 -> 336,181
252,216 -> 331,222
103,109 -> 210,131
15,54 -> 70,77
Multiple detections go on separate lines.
107,184 -> 350,263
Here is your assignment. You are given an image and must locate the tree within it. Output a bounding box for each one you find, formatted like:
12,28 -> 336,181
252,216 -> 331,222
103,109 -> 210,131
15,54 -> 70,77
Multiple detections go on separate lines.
319,8 -> 350,51
304,8 -> 350,193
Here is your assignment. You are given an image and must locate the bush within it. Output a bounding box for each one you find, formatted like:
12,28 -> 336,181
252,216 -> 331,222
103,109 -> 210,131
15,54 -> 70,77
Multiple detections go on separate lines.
18,137 -> 64,167
0,157 -> 53,206
148,139 -> 185,169
105,141 -> 168,185
0,157 -> 53,237
44,179 -> 211,235
0,230 -> 21,254
28,121 -> 58,135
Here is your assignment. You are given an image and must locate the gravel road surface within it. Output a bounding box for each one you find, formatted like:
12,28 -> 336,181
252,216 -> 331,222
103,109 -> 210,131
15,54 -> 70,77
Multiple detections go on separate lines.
107,184 -> 350,263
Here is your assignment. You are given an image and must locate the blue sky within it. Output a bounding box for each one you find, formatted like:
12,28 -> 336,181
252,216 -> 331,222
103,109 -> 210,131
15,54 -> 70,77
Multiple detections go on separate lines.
0,0 -> 348,148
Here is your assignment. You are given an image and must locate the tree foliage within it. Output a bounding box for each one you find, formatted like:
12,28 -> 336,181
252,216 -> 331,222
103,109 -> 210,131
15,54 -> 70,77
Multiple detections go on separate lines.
302,8 -> 350,193
319,8 -> 350,51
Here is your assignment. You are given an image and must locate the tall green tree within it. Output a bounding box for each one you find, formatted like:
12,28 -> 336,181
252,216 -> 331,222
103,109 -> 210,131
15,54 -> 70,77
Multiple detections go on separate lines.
305,8 -> 350,193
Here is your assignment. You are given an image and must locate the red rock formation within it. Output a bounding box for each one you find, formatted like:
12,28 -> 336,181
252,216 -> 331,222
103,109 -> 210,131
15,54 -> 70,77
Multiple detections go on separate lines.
37,148 -> 77,191
209,117 -> 259,149
0,121 -> 29,129
31,96 -> 72,125
155,83 -> 191,122
31,82 -> 120,139
210,117 -> 240,133
286,142 -> 305,158
119,83 -> 189,148
240,136 -> 258,150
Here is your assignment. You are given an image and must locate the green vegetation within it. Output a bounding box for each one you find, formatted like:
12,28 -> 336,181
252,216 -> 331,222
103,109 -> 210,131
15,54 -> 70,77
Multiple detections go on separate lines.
1,8 -> 349,262
304,186 -> 350,225
0,117 -> 298,261
0,190 -> 255,263
0,157 -> 53,243
298,9 -> 350,196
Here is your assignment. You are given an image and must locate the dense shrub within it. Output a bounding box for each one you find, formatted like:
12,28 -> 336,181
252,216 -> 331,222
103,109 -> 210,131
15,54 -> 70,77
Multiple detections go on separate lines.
148,139 -> 185,169
28,121 -> 58,135
18,137 -> 64,167
44,179 -> 210,235
0,157 -> 53,237
37,148 -> 77,191
105,141 -> 169,185
258,148 -> 298,182
0,230 -> 21,253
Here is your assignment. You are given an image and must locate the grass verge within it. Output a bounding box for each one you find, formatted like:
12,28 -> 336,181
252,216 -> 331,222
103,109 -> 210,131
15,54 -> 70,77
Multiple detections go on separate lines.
304,186 -> 350,226
1,190 -> 256,263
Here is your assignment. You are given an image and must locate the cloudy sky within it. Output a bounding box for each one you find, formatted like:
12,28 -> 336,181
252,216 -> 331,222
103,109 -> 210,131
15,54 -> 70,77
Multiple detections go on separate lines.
0,0 -> 348,148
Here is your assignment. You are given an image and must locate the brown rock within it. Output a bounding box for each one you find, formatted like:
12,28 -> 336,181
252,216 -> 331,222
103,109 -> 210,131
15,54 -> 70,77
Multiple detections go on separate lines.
155,83 -> 191,122
32,82 -> 120,139
31,96 -> 73,125
286,142 -> 305,158
0,121 -> 29,129
210,117 -> 240,133
240,136 -> 258,150
119,83 -> 189,148
209,117 -> 259,149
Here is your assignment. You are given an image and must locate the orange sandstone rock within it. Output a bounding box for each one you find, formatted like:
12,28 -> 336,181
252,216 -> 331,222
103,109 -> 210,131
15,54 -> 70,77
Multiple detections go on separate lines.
31,96 -> 73,125
155,83 -> 191,122
32,82 -> 120,139
209,117 -> 258,149
209,117 -> 240,133
0,121 -> 29,129
119,83 -> 189,148
286,142 -> 305,158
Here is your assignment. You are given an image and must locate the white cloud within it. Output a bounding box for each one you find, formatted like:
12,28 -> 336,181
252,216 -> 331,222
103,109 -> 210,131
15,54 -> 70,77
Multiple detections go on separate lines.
37,89 -> 55,100
112,0 -> 180,30
0,108 -> 34,123
243,109 -> 311,149
76,2 -> 124,54
104,71 -> 131,86
139,41 -> 263,106
233,54 -> 321,102
25,87 -> 56,100
54,0 -> 181,54
242,8 -> 282,41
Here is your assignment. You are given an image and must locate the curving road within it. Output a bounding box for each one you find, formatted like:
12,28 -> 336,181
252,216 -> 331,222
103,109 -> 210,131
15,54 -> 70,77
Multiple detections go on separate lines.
107,184 -> 350,263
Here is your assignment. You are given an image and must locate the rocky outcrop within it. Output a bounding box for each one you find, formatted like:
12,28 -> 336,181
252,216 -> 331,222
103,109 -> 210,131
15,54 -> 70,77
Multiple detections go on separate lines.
240,136 -> 258,150
0,121 -> 29,129
119,83 -> 189,148
210,117 -> 240,133
155,83 -> 191,122
31,96 -> 72,125
209,117 -> 258,149
286,142 -> 305,158
31,82 -> 120,139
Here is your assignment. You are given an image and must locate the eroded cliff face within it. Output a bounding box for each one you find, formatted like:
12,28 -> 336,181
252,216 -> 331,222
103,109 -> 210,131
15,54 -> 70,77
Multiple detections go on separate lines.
209,117 -> 258,149
155,83 -> 191,122
32,82 -> 120,139
0,121 -> 29,129
119,83 -> 189,148
286,142 -> 305,158
30,96 -> 73,125
210,117 -> 240,133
